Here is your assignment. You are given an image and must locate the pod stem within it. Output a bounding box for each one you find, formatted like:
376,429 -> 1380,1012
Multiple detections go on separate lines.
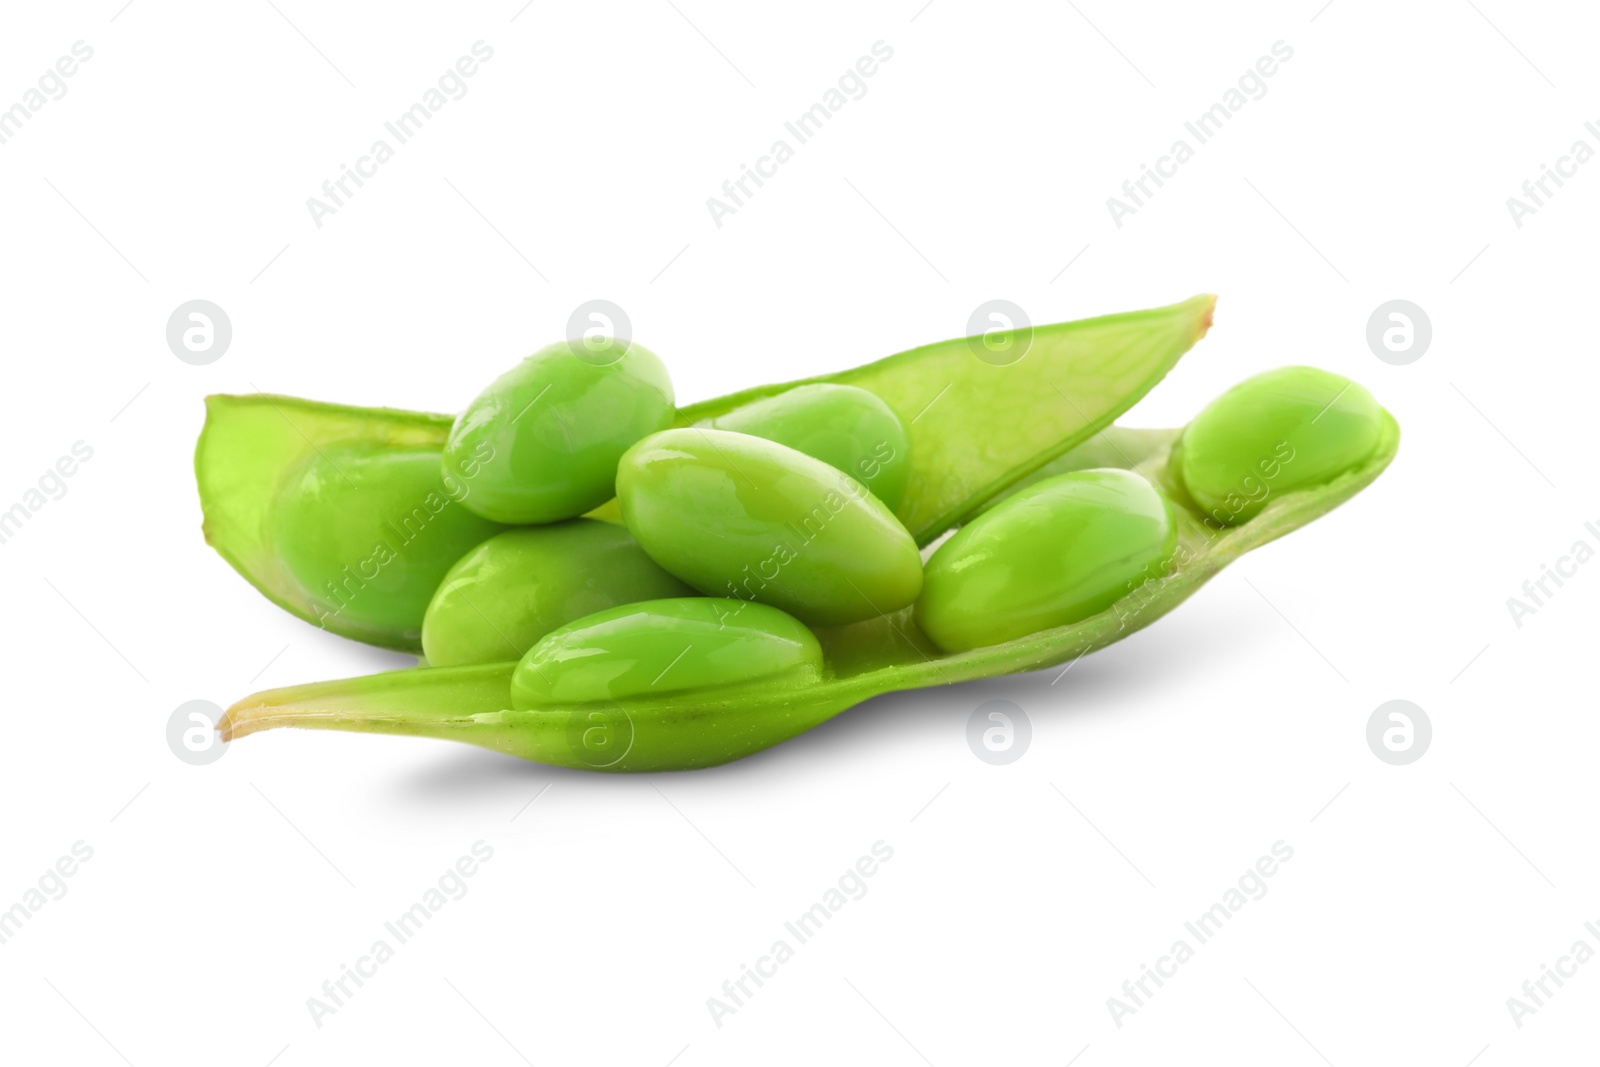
220,662 -> 515,741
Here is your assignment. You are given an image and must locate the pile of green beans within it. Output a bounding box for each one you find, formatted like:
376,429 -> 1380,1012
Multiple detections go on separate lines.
199,295 -> 1399,771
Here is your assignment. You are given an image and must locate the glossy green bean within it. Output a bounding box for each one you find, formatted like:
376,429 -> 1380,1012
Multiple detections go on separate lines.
511,598 -> 823,708
421,521 -> 694,667
705,383 -> 912,510
616,428 -> 923,626
270,445 -> 504,645
1177,366 -> 1383,526
443,340 -> 675,524
915,469 -> 1178,652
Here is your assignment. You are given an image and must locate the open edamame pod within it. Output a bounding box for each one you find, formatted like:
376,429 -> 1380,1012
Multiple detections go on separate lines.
195,398 -> 465,652
196,295 -> 1215,651
219,363 -> 1400,772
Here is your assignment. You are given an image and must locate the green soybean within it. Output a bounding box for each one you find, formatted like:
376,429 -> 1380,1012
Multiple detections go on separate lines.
915,469 -> 1177,652
616,428 -> 923,626
510,598 -> 822,708
443,340 -> 675,524
271,445 -> 503,642
1178,366 -> 1383,526
421,521 -> 696,667
707,384 -> 911,510
198,295 -> 1218,648
216,296 -> 1400,773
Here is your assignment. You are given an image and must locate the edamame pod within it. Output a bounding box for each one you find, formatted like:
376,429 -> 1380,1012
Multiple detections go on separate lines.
707,384 -> 911,510
1178,366 -> 1383,526
199,295 -> 1217,650
510,598 -> 823,708
221,350 -> 1403,772
270,445 -> 504,643
443,340 -> 675,524
915,469 -> 1178,651
421,521 -> 696,667
616,429 -> 923,626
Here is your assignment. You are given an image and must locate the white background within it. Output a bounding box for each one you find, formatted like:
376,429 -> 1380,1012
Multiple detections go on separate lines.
0,1 -> 1594,1063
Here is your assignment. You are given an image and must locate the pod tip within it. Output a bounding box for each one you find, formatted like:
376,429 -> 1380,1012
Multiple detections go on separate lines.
1196,294 -> 1217,339
216,703 -> 244,742
217,696 -> 291,741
